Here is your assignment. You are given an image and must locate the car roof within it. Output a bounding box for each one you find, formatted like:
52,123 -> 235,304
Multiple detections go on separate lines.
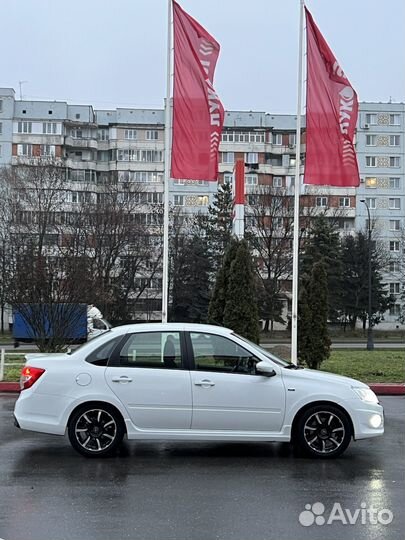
109,322 -> 234,335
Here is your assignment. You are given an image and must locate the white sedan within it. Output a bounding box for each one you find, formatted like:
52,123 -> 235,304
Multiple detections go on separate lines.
14,323 -> 384,458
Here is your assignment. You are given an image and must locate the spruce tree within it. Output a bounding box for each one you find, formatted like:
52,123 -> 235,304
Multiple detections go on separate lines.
204,182 -> 234,272
298,260 -> 331,369
223,240 -> 260,343
301,216 -> 343,323
208,238 -> 239,325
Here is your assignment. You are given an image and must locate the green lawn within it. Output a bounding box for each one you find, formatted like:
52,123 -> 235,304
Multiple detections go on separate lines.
321,350 -> 405,383
266,346 -> 404,383
2,355 -> 25,382
1,350 -> 404,385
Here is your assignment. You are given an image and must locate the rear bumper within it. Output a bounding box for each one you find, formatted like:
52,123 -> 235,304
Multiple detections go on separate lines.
14,390 -> 69,435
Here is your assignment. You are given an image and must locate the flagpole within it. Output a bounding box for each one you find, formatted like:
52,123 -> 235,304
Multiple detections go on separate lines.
162,0 -> 173,323
291,0 -> 305,365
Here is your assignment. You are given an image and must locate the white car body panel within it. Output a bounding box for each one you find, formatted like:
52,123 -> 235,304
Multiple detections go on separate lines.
14,323 -> 384,447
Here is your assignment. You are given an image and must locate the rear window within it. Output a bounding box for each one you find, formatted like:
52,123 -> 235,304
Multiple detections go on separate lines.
85,336 -> 122,366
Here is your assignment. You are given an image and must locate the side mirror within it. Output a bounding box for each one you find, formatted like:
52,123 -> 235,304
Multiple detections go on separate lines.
256,361 -> 276,377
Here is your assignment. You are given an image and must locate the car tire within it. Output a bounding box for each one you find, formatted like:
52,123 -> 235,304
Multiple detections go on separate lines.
294,404 -> 352,459
68,403 -> 125,458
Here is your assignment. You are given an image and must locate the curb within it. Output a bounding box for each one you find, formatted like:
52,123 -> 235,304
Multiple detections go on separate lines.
0,382 -> 20,393
1,382 -> 404,396
369,383 -> 405,396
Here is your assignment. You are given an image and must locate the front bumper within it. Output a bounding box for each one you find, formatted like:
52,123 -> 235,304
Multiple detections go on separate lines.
345,399 -> 384,440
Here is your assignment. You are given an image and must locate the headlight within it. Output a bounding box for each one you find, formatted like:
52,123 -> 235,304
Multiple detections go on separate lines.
352,387 -> 379,404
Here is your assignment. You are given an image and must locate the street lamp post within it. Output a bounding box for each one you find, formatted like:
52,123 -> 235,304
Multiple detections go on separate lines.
360,199 -> 374,351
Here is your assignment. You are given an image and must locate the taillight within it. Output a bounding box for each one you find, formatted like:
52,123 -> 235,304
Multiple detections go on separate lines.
20,366 -> 45,391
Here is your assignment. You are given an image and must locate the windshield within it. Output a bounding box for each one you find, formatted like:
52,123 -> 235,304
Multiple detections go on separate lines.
232,333 -> 291,367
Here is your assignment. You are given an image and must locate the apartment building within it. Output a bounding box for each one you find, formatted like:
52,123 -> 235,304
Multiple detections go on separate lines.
0,87 -> 403,327
356,102 -> 405,329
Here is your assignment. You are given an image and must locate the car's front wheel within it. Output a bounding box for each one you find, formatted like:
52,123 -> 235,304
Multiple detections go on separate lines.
294,404 -> 352,458
68,404 -> 125,457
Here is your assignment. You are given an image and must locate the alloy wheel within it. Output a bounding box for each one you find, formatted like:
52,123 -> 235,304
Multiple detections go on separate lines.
74,408 -> 117,453
303,410 -> 345,454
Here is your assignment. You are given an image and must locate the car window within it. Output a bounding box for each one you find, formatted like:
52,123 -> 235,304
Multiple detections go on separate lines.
119,332 -> 182,369
232,333 -> 290,367
189,332 -> 257,374
85,336 -> 122,366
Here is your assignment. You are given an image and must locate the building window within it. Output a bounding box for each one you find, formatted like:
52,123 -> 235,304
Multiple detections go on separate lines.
389,283 -> 400,295
365,177 -> 377,188
42,122 -> 57,134
118,171 -> 163,183
0,144 -> 2,157
389,177 -> 400,189
0,122 -> 2,135
146,130 -> 159,140
390,241 -> 400,252
389,114 -> 400,125
389,156 -> 400,167
366,156 -> 377,167
222,152 -> 234,164
245,152 -> 258,164
339,197 -> 350,207
365,113 -> 377,125
68,169 -> 96,183
366,135 -> 376,146
173,195 -> 184,206
71,128 -> 83,139
245,174 -> 258,186
365,197 -> 376,209
389,135 -> 400,146
289,133 -> 296,146
17,121 -> 32,134
390,305 -> 401,317
0,100 -> 3,112
40,145 -> 55,157
274,217 -> 283,229
98,129 -> 109,141
194,195 -> 209,206
389,219 -> 400,231
223,173 -> 233,185
272,133 -> 282,145
273,176 -> 283,187
117,149 -> 163,162
389,261 -> 400,273
389,198 -> 401,210
124,129 -> 137,140
17,143 -> 33,157
70,191 -> 93,204
316,197 -> 328,207
146,192 -> 163,204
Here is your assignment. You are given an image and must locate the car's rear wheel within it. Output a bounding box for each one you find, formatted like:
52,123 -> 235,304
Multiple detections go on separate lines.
294,404 -> 352,458
68,404 -> 125,457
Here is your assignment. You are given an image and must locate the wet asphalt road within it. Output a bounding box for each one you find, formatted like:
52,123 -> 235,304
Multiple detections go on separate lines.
0,396 -> 404,540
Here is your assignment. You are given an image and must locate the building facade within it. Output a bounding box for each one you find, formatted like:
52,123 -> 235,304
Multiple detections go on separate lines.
1,87 -> 404,328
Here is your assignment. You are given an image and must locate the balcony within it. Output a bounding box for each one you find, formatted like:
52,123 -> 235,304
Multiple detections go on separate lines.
64,136 -> 98,150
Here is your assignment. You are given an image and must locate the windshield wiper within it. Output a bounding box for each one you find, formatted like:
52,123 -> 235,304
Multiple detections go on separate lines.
284,364 -> 304,370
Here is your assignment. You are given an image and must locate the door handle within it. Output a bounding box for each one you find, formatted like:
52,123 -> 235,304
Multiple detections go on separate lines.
111,376 -> 133,383
194,379 -> 215,387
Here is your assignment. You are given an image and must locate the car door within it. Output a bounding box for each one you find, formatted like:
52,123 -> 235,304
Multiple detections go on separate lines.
187,332 -> 286,432
105,331 -> 192,430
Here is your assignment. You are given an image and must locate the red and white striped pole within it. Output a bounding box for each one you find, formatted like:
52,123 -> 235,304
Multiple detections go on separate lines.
233,158 -> 245,239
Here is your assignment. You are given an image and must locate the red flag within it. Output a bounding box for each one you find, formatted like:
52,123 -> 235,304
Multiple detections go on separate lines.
304,7 -> 359,187
171,1 -> 224,181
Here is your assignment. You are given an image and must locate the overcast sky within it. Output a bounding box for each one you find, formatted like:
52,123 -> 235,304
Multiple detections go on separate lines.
1,0 -> 404,113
